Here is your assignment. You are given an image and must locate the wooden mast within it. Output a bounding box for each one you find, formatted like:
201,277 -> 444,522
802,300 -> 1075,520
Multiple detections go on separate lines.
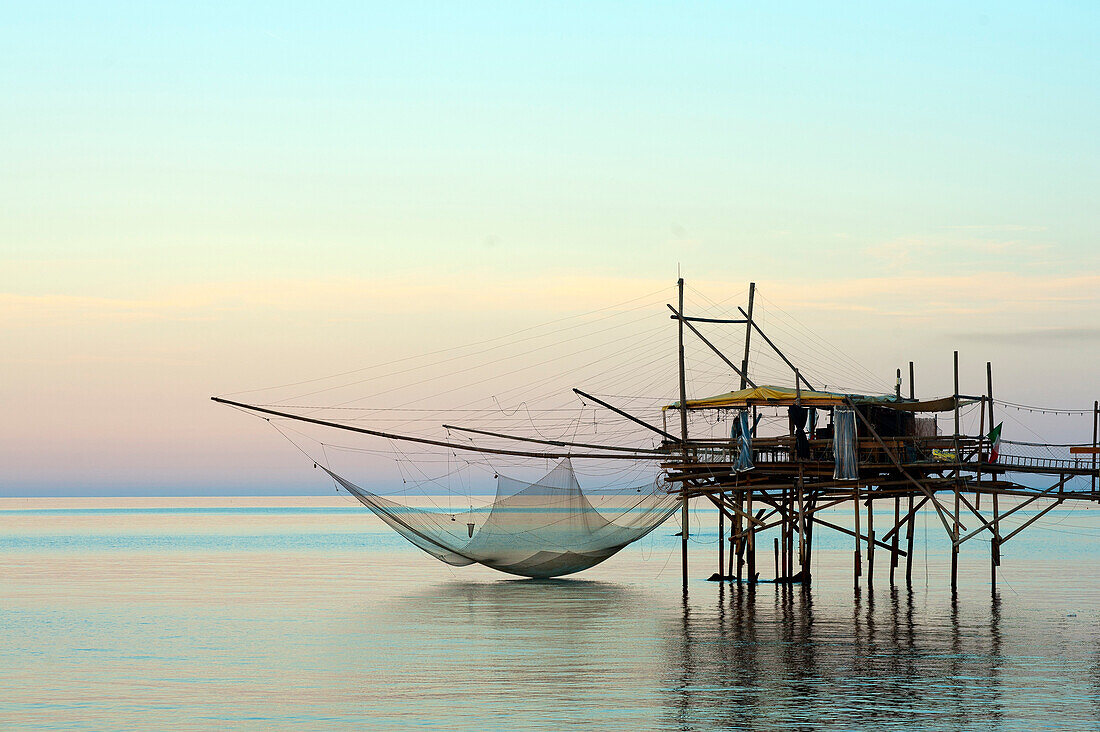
988,362 -> 999,591
740,283 -> 756,585
951,351 -> 961,592
678,277 -> 690,591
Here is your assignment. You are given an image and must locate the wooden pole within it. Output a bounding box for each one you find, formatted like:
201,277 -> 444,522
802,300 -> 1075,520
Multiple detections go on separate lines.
678,278 -> 689,591
976,390 -> 985,511
909,361 -> 915,400
667,304 -> 756,387
866,499 -> 875,583
853,482 -> 861,586
796,471 -> 807,579
773,537 -> 780,580
718,497 -> 725,580
746,490 -> 756,586
1086,396 -> 1095,493
988,362 -> 999,591
736,282 -> 754,588
951,351 -> 960,592
905,494 -> 915,584
779,486 -> 788,579
786,490 -> 794,578
735,494 -> 744,583
890,496 -> 900,584
740,283 -> 755,391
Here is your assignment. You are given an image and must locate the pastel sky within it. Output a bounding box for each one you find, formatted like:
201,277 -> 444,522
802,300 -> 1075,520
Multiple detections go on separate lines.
3,2 -> 1098,494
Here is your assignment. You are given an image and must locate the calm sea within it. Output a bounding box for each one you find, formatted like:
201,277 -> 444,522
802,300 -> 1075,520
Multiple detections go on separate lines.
2,496 -> 1098,731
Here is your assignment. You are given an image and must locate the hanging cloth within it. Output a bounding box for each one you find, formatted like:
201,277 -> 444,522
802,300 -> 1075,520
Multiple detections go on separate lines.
833,407 -> 859,480
732,409 -> 754,472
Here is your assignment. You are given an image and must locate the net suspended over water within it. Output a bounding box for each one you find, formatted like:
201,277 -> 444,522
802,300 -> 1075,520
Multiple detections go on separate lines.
325,460 -> 679,579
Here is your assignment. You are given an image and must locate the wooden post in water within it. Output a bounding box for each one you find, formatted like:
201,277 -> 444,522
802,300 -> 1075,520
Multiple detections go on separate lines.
988,362 -> 1000,591
866,499 -> 875,583
735,494 -> 744,583
737,283 -> 755,586
718,495 -> 725,580
773,537 -> 780,580
890,496 -> 900,584
853,482 -> 862,587
677,278 -> 689,591
905,494 -> 915,583
951,350 -> 961,592
746,490 -> 756,586
1093,400 -> 1098,494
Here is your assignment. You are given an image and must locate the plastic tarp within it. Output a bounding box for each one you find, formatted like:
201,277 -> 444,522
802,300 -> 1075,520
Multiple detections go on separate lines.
833,407 -> 859,480
732,409 -> 754,472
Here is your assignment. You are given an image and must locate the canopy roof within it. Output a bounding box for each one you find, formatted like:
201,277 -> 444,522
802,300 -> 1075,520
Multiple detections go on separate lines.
664,385 -> 975,412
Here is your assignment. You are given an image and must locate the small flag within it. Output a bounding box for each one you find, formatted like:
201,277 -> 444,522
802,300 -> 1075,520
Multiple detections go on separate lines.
988,422 -> 1003,463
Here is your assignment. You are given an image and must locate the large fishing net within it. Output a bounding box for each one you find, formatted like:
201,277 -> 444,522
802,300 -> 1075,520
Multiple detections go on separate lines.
325,459 -> 678,578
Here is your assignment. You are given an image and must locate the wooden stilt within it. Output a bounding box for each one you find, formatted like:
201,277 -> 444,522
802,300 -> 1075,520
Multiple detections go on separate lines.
853,483 -> 862,586
890,496 -> 900,584
746,491 -> 756,585
866,499 -> 874,582
796,474 -> 807,578
905,494 -> 915,584
718,491 -> 725,581
951,351 -> 960,592
773,537 -> 780,579
988,362 -> 998,592
785,491 -> 794,578
735,494 -> 744,583
677,278 -> 689,591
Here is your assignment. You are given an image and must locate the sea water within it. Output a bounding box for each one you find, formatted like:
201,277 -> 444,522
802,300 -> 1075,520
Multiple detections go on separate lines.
2,496 -> 1098,731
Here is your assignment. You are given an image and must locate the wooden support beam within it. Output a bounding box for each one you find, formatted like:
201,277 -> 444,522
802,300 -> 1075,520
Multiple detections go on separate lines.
867,499 -> 875,582
667,304 -> 757,388
740,283 -> 755,391
668,314 -> 747,324
956,475 -> 1072,545
718,491 -> 725,580
712,493 -> 768,527
853,483 -> 862,585
738,306 -> 816,391
951,350 -> 961,593
677,278 -> 689,591
746,490 -> 756,585
1001,498 -> 1064,544
1093,399 -> 1098,494
573,389 -> 680,443
881,496 -> 930,541
845,397 -> 956,536
210,397 -> 655,461
905,494 -> 916,584
890,496 -> 900,584
442,423 -> 664,454
813,516 -> 907,557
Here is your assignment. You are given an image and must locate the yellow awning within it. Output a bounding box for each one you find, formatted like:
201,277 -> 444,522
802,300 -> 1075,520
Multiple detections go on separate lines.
664,385 -> 973,412
664,385 -> 850,410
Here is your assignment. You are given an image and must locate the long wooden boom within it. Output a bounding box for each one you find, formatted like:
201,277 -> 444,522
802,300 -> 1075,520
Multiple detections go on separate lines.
211,397 -> 664,460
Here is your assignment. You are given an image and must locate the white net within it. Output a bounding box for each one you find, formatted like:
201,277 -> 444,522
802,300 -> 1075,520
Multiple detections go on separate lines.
326,459 -> 678,578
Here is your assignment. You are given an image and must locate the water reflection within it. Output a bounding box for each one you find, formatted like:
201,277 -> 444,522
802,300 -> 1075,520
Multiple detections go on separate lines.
664,584 -> 1019,731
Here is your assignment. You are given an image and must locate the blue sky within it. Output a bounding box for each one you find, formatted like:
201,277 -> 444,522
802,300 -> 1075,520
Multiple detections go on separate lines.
2,2 -> 1098,494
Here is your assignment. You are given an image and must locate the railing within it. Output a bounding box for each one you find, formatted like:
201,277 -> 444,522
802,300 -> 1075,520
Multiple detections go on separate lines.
993,453 -> 1096,472
680,436 -> 983,467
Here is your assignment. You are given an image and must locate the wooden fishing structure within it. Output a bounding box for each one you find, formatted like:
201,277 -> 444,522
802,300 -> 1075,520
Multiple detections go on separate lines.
214,278 -> 1100,591
661,280 -> 1100,593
